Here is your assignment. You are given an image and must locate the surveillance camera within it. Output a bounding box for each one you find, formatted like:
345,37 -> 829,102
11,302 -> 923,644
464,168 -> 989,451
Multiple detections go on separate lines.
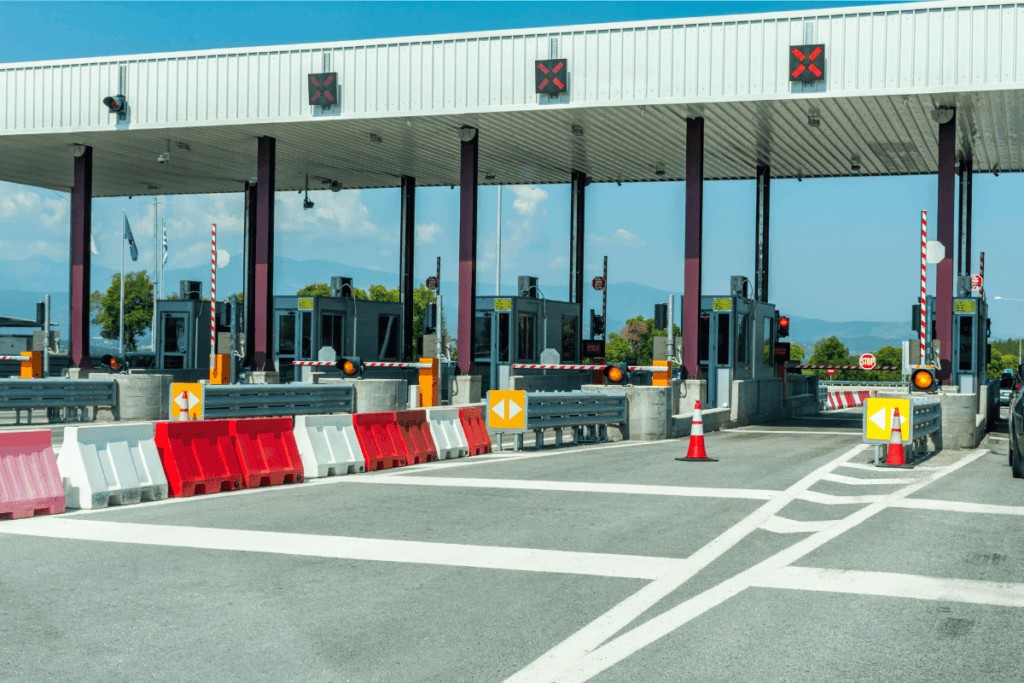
157,153 -> 170,164
303,197 -> 314,210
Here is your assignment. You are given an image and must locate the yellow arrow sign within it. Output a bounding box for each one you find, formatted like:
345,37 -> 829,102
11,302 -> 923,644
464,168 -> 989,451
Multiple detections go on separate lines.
170,382 -> 203,420
863,397 -> 910,443
487,389 -> 527,431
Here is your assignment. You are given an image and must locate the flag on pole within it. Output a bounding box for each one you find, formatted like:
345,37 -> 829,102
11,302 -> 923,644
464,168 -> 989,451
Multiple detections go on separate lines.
124,214 -> 138,262
162,220 -> 168,264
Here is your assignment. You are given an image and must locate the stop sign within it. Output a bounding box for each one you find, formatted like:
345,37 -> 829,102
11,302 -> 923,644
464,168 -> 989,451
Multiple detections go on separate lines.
426,276 -> 439,290
859,353 -> 877,370
971,274 -> 983,291
827,368 -> 836,376
592,276 -> 606,291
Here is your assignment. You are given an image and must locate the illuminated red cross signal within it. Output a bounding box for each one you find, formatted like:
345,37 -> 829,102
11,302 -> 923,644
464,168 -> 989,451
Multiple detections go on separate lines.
536,59 -> 569,94
790,44 -> 825,82
308,72 -> 339,106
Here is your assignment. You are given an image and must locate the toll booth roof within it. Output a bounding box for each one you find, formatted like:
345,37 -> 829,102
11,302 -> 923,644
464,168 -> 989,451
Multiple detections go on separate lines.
1,0 -> 1021,197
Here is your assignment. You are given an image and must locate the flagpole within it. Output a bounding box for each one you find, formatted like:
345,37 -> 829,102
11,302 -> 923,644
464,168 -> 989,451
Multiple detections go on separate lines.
119,209 -> 125,356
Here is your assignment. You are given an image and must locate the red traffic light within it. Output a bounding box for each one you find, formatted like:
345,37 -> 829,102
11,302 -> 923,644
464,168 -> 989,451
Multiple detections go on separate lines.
778,316 -> 790,338
102,95 -> 126,113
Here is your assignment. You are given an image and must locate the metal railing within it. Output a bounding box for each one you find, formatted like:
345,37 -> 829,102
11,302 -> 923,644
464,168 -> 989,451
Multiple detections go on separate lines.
822,380 -> 910,387
198,383 -> 355,420
507,391 -> 628,451
0,378 -> 116,424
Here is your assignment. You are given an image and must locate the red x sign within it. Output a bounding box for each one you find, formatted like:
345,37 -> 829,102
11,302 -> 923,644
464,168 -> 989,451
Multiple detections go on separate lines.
789,45 -> 825,82
536,59 -> 568,94
308,72 -> 338,106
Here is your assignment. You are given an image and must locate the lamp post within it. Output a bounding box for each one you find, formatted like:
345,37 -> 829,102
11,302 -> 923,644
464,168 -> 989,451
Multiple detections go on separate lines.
993,296 -> 1023,365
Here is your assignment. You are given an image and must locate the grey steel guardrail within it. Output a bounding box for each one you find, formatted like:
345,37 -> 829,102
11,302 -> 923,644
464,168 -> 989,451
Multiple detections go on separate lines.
512,391 -> 627,450
0,378 -> 116,424
194,382 -> 355,420
864,396 -> 941,465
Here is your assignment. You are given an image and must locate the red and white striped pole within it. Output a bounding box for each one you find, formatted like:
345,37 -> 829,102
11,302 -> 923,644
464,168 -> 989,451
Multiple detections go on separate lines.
920,210 -> 927,366
979,251 -> 985,298
210,222 -> 217,371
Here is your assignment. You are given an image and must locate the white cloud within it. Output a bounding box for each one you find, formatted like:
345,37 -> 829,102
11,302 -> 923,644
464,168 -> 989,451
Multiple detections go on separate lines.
613,228 -> 646,249
416,222 -> 443,243
510,185 -> 548,216
548,256 -> 568,269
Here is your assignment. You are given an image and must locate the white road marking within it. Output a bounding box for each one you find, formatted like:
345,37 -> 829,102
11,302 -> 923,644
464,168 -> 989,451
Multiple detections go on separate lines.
353,476 -> 777,501
821,472 -> 917,486
798,490 -> 885,505
0,517 -> 684,580
502,443 -> 870,683
721,430 -> 859,436
759,516 -> 836,534
838,462 -> 947,472
892,497 -> 1024,516
551,449 -> 987,682
756,566 -> 1024,608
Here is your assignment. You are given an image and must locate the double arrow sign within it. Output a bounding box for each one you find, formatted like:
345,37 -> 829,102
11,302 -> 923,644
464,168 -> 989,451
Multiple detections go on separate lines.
487,389 -> 527,431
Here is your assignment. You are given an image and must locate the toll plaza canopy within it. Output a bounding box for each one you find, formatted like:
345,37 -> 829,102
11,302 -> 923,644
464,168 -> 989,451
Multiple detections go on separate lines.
1,0 -> 1021,378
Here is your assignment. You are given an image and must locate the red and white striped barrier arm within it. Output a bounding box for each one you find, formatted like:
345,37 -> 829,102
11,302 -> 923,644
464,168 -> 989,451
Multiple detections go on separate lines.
795,365 -> 898,370
0,356 -> 29,361
512,363 -> 668,372
292,361 -> 432,369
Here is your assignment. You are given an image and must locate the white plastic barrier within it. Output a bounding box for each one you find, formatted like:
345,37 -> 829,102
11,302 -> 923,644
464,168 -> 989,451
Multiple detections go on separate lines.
424,407 -> 470,460
58,423 -> 168,509
292,414 -> 366,479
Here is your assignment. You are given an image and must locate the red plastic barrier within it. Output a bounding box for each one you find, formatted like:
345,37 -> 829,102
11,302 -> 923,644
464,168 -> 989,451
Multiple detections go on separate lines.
395,410 -> 438,465
154,420 -> 243,497
458,407 -> 492,456
229,417 -> 304,488
0,430 -> 65,520
351,412 -> 407,471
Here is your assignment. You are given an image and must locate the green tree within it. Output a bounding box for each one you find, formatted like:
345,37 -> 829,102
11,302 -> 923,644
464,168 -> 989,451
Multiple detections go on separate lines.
989,349 -> 1019,379
807,336 -> 852,381
605,316 -> 680,365
90,271 -> 154,352
296,282 -> 369,299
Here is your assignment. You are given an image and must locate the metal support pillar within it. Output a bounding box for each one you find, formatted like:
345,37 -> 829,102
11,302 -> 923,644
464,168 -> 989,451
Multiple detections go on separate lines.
243,181 -> 257,368
957,154 -> 973,276
754,164 -> 771,303
253,136 -> 276,371
936,112 -> 956,382
569,169 -> 587,304
399,175 -> 416,360
69,146 -> 94,369
682,118 -> 705,380
457,127 -> 479,375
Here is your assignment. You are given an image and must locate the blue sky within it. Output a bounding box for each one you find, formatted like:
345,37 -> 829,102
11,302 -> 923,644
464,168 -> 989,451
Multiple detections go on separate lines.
2,1 -> 1021,334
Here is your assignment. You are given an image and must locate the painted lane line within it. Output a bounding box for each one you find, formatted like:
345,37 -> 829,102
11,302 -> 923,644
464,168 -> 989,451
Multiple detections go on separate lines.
821,472 -> 918,486
502,443 -> 870,683
838,462 -> 945,472
759,516 -> 836,534
721,430 -> 860,436
0,518 -> 685,580
352,476 -> 777,501
755,566 -> 1024,608
798,490 -> 884,505
556,449 -> 988,682
892,497 -> 1024,516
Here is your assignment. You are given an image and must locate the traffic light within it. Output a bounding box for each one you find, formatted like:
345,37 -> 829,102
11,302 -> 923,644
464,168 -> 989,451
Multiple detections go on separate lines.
592,315 -> 606,337
100,354 -> 123,372
423,303 -> 437,334
338,357 -> 363,378
102,94 -> 127,115
778,315 -> 790,338
910,366 -> 937,393
603,363 -> 629,385
654,303 -> 668,330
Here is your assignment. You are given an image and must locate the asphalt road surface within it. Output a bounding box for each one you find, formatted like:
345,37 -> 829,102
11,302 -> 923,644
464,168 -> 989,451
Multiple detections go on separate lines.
2,408 -> 1022,682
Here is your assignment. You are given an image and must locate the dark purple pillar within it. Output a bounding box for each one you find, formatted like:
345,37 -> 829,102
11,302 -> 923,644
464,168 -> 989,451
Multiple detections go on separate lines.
957,154 -> 973,276
682,118 -> 705,380
253,136 -> 276,371
569,170 -> 587,304
69,147 -> 93,369
457,127 -> 479,375
243,180 -> 258,368
399,175 -> 416,360
754,164 -> 771,303
936,113 -> 956,382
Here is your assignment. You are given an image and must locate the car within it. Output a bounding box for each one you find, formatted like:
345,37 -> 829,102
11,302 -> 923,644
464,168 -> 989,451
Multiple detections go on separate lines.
1000,370 -> 1014,406
1008,365 -> 1024,477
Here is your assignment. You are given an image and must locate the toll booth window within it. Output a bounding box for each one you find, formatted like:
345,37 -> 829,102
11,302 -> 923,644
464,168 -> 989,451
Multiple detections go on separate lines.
736,314 -> 748,366
163,316 -> 186,353
497,313 -> 510,363
717,313 -> 730,366
300,311 -> 312,359
562,316 -> 578,362
763,318 -> 773,365
958,316 -> 974,373
278,312 -> 296,355
321,314 -> 344,355
519,313 -> 537,361
699,314 -> 710,363
377,314 -> 400,360
475,312 -> 492,358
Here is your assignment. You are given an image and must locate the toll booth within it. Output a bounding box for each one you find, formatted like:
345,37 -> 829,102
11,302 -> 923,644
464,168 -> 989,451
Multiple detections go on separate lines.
474,293 -> 582,394
155,298 -> 228,372
273,295 -> 404,382
699,293 -> 778,408
952,297 -> 989,393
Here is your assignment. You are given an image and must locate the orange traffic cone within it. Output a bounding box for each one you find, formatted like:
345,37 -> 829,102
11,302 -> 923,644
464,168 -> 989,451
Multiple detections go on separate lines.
677,400 -> 717,462
878,407 -> 913,468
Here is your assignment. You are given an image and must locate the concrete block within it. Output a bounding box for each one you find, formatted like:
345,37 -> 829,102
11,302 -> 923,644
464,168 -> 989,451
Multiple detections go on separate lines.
247,371 -> 280,385
678,380 -> 707,414
582,384 -> 669,441
95,374 -> 172,422
452,375 -> 482,406
940,392 -> 983,449
318,378 -> 408,413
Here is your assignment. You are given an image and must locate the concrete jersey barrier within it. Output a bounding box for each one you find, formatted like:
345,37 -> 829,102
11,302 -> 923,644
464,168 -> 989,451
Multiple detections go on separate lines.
58,423 -> 168,509
292,415 -> 367,479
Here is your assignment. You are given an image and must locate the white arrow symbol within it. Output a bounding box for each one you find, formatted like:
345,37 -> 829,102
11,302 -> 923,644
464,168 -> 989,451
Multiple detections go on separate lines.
174,391 -> 200,411
507,398 -> 522,420
869,407 -> 887,432
491,399 -> 506,420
